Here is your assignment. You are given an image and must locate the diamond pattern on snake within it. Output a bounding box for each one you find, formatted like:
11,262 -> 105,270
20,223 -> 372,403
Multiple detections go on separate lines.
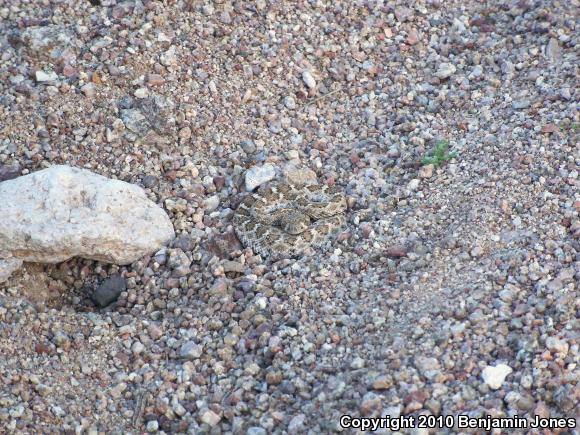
233,183 -> 347,259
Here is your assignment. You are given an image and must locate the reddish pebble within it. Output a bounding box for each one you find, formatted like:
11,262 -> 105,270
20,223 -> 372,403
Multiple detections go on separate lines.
541,123 -> 559,134
62,65 -> 78,78
35,342 -> 52,354
361,224 -> 373,238
406,29 -> 419,45
213,176 -> 226,190
147,73 -> 165,86
385,245 -> 408,258
164,171 -> 177,182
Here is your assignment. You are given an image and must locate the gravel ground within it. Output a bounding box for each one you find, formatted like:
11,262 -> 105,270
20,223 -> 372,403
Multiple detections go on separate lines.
0,0 -> 578,434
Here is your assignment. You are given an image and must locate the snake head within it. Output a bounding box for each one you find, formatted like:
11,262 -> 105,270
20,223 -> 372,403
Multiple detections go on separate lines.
277,211 -> 311,235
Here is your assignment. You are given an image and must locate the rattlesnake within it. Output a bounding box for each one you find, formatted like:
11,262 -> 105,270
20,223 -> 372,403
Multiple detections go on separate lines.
233,183 -> 347,259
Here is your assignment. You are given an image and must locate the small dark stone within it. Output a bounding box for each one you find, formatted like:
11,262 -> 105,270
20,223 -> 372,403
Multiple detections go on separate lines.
92,275 -> 126,308
142,175 -> 159,188
236,281 -> 256,293
213,176 -> 226,190
0,163 -> 21,182
172,234 -> 196,251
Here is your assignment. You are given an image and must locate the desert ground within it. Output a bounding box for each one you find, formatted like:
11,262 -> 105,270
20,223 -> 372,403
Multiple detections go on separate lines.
0,0 -> 578,433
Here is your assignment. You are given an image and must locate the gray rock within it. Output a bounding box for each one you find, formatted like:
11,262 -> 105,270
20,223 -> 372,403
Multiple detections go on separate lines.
172,234 -> 196,251
240,139 -> 256,154
21,25 -> 77,60
121,109 -> 150,136
35,70 -> 58,82
560,88 -> 571,100
0,166 -> 175,270
180,341 -> 203,359
0,163 -> 20,182
512,100 -> 530,109
288,414 -> 306,432
167,249 -> 191,277
245,164 -> 276,191
146,420 -> 159,433
500,61 -> 514,76
302,71 -> 316,89
414,356 -> 441,380
91,275 -> 126,308
435,63 -> 456,79
141,175 -> 159,188
222,260 -> 245,273
283,96 -> 296,110
545,38 -> 561,62
203,194 -> 220,211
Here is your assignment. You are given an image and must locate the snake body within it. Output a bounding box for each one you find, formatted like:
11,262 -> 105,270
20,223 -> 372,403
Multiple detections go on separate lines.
233,183 -> 347,259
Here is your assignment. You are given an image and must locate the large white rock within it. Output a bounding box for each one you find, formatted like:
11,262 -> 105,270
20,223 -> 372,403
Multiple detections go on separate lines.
0,166 -> 175,276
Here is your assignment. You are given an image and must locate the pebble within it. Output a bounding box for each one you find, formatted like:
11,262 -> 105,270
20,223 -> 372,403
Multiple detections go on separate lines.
81,83 -> 96,97
545,337 -> 569,357
35,70 -> 58,82
407,179 -> 420,191
283,96 -> 296,110
222,260 -> 245,273
288,414 -> 306,432
134,88 -> 149,98
418,164 -> 434,178
203,194 -> 220,212
372,375 -> 393,390
245,164 -> 276,191
385,245 -> 408,258
0,258 -> 23,284
180,341 -> 203,360
414,356 -> 441,380
92,275 -> 127,308
302,71 -> 316,89
147,74 -> 165,86
482,364 -> 513,390
512,100 -> 530,109
0,163 -> 21,182
142,175 -> 159,188
435,63 -> 456,79
146,420 -> 159,433
545,38 -> 561,62
200,410 -> 221,426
